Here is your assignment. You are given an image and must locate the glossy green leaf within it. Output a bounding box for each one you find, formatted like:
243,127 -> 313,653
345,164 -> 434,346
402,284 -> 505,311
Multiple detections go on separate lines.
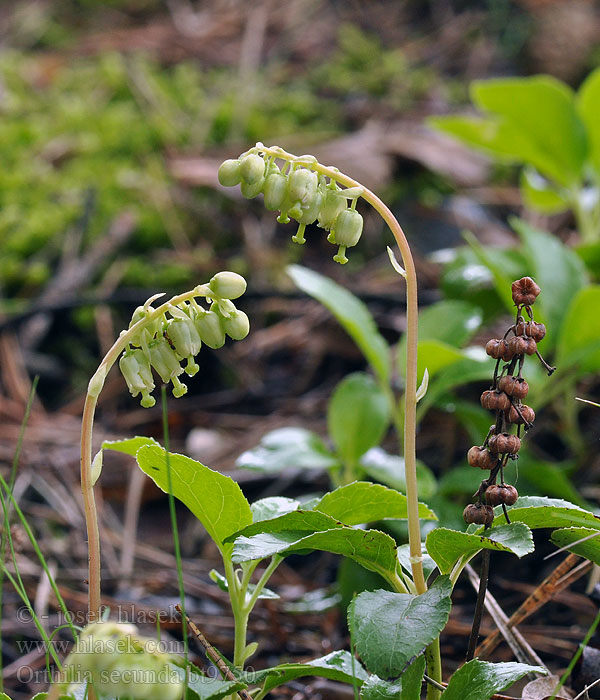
551,527 -> 600,563
360,655 -> 426,700
328,373 -> 390,465
426,523 -> 533,574
236,427 -> 339,473
135,445 -> 252,554
209,569 -> 279,601
441,660 -> 545,700
520,168 -> 569,214
512,218 -> 587,333
288,264 -> 391,383
462,230 -> 515,313
472,76 -> 587,185
495,496 -> 600,530
315,481 -> 436,524
350,577 -> 452,679
429,115 -> 552,176
232,527 -> 399,580
251,496 -> 300,522
359,448 -> 437,500
102,436 -> 159,457
578,67 -> 600,171
227,509 -> 344,541
185,670 -> 247,699
516,451 -> 589,509
249,650 -> 368,693
556,285 -> 600,373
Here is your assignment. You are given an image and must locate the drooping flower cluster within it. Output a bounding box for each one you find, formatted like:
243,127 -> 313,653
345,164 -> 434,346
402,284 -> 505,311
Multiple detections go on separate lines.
119,272 -> 249,407
218,145 -> 365,264
464,277 -> 555,527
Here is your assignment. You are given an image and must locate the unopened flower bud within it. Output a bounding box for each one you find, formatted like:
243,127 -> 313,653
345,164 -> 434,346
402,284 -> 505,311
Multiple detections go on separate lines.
263,171 -> 288,211
209,271 -> 247,300
288,168 -> 318,207
119,349 -> 155,408
128,305 -> 162,344
222,310 -> 250,340
239,153 -> 266,185
317,188 -> 346,230
195,309 -> 226,349
218,159 -> 242,187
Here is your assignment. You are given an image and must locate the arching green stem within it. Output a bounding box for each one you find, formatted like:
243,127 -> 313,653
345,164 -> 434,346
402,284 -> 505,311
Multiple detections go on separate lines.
81,284 -> 211,620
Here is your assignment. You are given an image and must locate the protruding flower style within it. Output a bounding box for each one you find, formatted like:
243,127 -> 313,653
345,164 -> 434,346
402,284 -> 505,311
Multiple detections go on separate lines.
218,145 -> 366,264
118,272 -> 249,406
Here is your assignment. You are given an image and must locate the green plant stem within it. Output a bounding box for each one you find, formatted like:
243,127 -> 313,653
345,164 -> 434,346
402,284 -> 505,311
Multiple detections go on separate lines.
161,387 -> 188,697
80,284 -> 211,620
425,638 -> 443,700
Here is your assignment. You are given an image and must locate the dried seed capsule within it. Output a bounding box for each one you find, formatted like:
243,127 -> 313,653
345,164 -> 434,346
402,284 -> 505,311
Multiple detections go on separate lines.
209,271 -> 247,300
485,484 -> 518,506
505,404 -> 535,425
511,277 -> 541,306
500,339 -> 516,362
485,339 -> 503,359
480,389 -> 511,411
507,336 -> 528,356
488,432 -> 521,454
217,159 -> 242,187
515,321 -> 546,342
463,503 -> 494,526
498,375 -> 529,399
467,445 -> 499,470
239,153 -> 266,185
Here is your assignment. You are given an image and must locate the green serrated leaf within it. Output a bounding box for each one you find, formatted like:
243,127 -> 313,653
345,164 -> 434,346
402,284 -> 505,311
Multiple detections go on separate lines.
440,659 -> 546,700
288,264 -> 391,384
235,427 -> 339,473
496,496 -> 600,530
359,448 -> 437,500
315,481 -> 436,524
135,445 -> 252,554
511,217 -> 587,334
227,509 -> 344,541
328,372 -> 390,465
184,666 -> 247,699
251,496 -> 301,522
232,527 -> 399,580
551,527 -> 600,563
350,577 -> 452,679
426,523 -> 533,574
360,655 -> 426,700
102,435 -> 160,457
242,650 -> 368,693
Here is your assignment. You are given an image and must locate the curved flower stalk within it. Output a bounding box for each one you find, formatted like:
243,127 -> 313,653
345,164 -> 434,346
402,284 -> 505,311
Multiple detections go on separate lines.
219,145 -> 436,693
81,272 -> 249,622
219,143 -> 424,592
